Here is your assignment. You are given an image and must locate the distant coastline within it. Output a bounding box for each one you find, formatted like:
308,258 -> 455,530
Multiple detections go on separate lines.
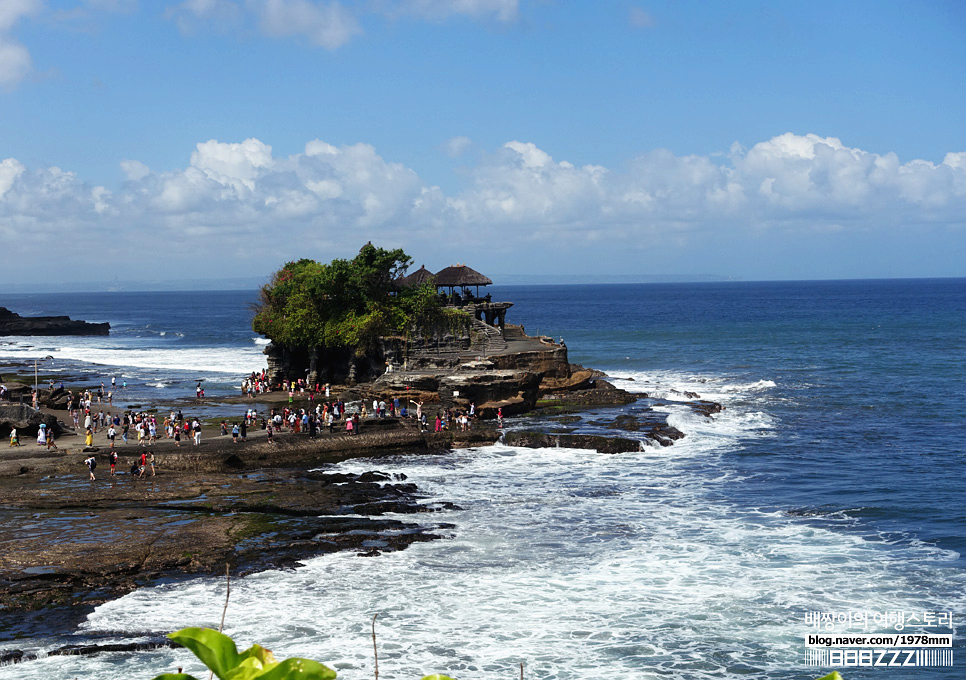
7,274 -> 966,295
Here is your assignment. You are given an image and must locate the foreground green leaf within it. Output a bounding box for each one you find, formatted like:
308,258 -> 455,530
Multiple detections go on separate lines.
255,658 -> 337,680
168,628 -> 241,680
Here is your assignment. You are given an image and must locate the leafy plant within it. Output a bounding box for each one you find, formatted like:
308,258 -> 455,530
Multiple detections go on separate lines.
151,627 -> 456,680
251,244 -> 468,356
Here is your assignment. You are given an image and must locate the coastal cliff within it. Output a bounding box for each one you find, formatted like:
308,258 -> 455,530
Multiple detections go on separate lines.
0,307 -> 109,336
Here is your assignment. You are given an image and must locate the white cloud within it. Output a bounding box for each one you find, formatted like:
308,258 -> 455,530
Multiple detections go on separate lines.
165,0 -> 520,47
445,136 -> 473,157
120,159 -> 151,182
166,0 -> 362,48
0,133 -> 964,282
191,138 -> 274,192
164,0 -> 243,35
251,0 -> 361,49
0,158 -> 26,198
385,0 -> 519,23
0,38 -> 31,87
0,0 -> 41,32
0,0 -> 40,88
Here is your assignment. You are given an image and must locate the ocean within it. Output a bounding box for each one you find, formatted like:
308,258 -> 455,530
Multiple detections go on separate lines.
0,279 -> 963,679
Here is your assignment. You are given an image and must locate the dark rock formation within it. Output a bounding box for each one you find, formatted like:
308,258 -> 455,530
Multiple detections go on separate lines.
502,431 -> 643,454
0,308 -> 109,336
0,404 -> 65,437
690,400 -> 724,417
539,378 -> 639,407
650,424 -> 686,446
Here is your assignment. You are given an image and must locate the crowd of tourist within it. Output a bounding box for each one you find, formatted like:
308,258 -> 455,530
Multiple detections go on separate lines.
8,369 -> 489,482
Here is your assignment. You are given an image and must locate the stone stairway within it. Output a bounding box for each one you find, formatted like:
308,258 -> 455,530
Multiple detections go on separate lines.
468,319 -> 507,355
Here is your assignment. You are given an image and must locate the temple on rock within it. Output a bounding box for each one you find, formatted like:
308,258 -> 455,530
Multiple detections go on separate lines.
261,256 -> 574,416
398,263 -> 513,331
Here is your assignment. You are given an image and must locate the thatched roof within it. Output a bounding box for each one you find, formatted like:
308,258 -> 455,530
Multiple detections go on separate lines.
397,265 -> 435,288
434,264 -> 493,288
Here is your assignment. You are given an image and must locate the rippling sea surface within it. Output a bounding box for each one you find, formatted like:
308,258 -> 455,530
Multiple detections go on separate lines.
0,279 -> 963,679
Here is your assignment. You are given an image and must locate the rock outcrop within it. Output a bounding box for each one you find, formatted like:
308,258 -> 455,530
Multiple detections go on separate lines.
0,307 -> 109,336
373,367 -> 544,416
502,431 -> 644,454
0,404 -> 65,437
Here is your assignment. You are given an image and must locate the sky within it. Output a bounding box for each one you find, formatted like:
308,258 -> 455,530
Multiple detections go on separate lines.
1,0 -> 965,290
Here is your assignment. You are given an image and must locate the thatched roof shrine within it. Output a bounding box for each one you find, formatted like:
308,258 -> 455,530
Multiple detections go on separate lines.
397,264 -> 435,288
434,264 -> 493,288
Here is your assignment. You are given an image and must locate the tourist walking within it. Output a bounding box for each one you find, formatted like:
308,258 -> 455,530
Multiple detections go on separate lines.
109,449 -> 118,476
37,424 -> 47,446
84,454 -> 97,480
9,428 -> 19,446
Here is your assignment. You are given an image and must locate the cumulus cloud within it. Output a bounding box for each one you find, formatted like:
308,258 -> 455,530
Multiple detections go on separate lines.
1,133 -> 964,281
0,158 -> 26,198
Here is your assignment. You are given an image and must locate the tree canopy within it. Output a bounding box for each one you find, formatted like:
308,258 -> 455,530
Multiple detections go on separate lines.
252,244 -> 466,354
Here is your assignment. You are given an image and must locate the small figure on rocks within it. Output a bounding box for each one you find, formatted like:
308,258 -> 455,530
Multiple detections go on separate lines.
84,454 -> 97,480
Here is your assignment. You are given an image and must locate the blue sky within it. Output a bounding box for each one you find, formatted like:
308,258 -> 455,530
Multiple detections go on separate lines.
1,0 -> 965,288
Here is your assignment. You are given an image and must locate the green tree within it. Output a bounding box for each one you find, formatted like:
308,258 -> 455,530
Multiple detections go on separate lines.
252,245 -> 468,359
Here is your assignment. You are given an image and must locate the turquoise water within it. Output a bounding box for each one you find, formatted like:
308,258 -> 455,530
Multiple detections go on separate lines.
0,279 -> 963,679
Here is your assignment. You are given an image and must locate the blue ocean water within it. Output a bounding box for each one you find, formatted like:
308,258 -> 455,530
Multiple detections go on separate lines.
494,279 -> 966,560
0,279 -> 963,679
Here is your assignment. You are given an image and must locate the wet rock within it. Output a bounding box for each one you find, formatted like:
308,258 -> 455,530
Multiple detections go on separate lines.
690,400 -> 723,417
47,639 -> 176,657
502,431 -> 642,454
0,649 -> 28,664
650,424 -> 686,446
